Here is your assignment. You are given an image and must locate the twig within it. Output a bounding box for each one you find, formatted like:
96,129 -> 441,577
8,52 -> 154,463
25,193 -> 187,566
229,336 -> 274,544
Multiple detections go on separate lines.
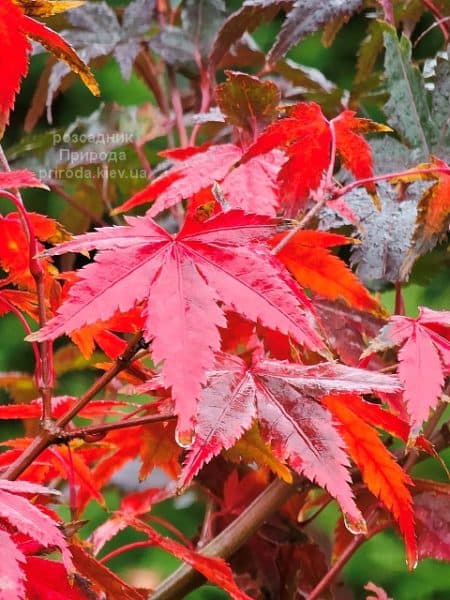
271,197 -> 328,255
57,412 -> 176,443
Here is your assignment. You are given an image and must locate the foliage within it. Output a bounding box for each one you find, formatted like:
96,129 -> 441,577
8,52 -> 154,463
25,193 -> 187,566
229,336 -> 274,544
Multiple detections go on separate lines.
0,1 -> 449,599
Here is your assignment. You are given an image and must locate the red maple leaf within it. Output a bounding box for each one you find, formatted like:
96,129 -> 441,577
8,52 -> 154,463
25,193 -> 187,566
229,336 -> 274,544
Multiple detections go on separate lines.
0,0 -> 98,135
0,479 -> 73,599
114,144 -> 284,216
28,210 -> 323,436
0,169 -> 46,190
243,102 -> 388,216
174,352 -> 400,528
128,518 -> 254,600
371,307 -> 450,435
412,479 -> 450,561
0,212 -> 64,292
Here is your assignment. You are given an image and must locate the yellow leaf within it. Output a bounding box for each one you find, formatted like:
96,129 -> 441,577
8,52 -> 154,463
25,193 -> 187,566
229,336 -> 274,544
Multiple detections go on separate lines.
224,424 -> 293,483
14,0 -> 85,17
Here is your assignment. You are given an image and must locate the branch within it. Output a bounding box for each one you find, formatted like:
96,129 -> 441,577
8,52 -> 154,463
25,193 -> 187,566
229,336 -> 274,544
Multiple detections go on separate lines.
57,412 -> 176,443
150,478 -> 296,600
2,332 -> 145,480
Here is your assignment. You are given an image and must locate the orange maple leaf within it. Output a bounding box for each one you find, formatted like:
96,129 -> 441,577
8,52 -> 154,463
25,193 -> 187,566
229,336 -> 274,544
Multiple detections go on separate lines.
0,0 -> 98,135
322,394 -> 417,570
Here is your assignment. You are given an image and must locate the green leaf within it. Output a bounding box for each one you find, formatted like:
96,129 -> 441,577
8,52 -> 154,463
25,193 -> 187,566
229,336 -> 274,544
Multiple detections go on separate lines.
382,25 -> 437,158
216,71 -> 280,138
355,19 -> 384,85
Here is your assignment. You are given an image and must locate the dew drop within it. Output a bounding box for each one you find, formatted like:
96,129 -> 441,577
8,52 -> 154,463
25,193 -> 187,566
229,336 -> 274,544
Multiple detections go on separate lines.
175,429 -> 195,449
406,551 -> 418,571
343,512 -> 367,535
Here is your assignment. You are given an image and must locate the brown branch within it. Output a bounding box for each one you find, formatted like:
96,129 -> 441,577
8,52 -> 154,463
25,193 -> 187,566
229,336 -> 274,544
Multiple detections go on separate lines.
57,412 -> 176,443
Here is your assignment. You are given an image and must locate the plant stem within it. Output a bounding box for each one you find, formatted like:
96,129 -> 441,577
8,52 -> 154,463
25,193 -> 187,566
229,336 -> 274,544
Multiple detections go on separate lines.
403,394 -> 449,472
2,332 -> 144,481
0,153 -> 55,423
150,478 -> 296,600
59,413 -> 176,443
168,68 -> 189,147
308,535 -> 364,600
100,540 -> 157,564
271,197 -> 327,255
337,166 -> 450,198
394,281 -> 405,315
190,58 -> 212,146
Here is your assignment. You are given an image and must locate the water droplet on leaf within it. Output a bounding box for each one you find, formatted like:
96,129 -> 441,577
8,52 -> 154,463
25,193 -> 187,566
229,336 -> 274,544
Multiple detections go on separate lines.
406,550 -> 418,571
343,512 -> 367,535
175,429 -> 195,449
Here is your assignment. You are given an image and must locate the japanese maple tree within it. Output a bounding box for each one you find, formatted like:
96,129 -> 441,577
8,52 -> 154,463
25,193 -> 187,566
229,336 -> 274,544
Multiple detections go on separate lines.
0,1 -> 449,599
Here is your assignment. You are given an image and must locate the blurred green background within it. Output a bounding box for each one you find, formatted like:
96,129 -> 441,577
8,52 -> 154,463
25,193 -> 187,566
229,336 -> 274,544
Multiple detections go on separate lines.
1,1 -> 449,598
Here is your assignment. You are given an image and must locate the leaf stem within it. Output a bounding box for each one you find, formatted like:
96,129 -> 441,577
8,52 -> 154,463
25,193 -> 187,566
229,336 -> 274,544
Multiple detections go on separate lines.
337,166 -> 450,199
0,151 -> 55,424
149,478 -> 296,600
99,540 -> 157,564
190,57 -> 212,146
394,281 -> 405,315
325,119 -> 337,187
271,197 -> 327,255
168,68 -> 189,147
403,392 -> 449,472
